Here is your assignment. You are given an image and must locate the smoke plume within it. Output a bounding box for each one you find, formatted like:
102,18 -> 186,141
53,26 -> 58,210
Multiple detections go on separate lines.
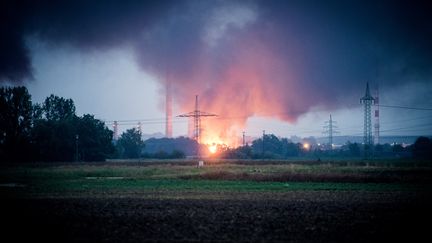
1,0 -> 431,145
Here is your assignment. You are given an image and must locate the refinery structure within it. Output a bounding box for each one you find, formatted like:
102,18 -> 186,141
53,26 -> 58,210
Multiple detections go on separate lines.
110,82 -> 386,152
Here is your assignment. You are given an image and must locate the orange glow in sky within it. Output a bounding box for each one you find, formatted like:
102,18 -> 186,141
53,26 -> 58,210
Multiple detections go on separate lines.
172,36 -> 299,149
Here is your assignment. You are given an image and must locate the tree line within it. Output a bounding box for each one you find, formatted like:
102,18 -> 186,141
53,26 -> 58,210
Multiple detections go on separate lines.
0,86 -> 188,162
2,86 -> 431,162
1,86 -> 114,162
217,134 -> 432,160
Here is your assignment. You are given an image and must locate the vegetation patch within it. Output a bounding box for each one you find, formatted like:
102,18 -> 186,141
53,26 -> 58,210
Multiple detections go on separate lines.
180,169 -> 432,183
2,161 -> 431,198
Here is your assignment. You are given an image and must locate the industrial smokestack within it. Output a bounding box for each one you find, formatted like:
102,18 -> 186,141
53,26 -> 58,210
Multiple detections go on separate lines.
165,81 -> 173,138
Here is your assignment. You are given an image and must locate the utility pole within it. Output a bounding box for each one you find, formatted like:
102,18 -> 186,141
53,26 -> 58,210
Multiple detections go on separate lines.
262,130 -> 265,157
360,82 -> 376,158
75,134 -> 79,162
177,95 -> 217,158
242,131 -> 245,146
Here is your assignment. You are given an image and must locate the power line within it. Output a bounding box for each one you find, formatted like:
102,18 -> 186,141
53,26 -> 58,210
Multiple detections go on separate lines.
104,105 -> 432,125
102,99 -> 432,140
104,117 -> 184,123
343,123 -> 432,136
106,118 -> 430,137
379,123 -> 432,133
106,120 -> 187,125
378,104 -> 432,111
378,115 -> 432,125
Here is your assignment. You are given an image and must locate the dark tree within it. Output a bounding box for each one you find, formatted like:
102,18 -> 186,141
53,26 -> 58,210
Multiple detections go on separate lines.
0,86 -> 33,161
285,141 -> 300,157
347,142 -> 361,157
32,103 -> 43,120
76,114 -> 114,161
42,94 -> 75,121
220,145 -> 252,159
32,95 -> 78,161
392,144 -> 404,153
250,134 -> 301,159
233,145 -> 253,159
153,150 -> 169,159
32,118 -> 77,161
32,95 -> 114,161
412,136 -> 432,159
117,128 -> 144,159
251,134 -> 282,158
170,150 -> 186,159
142,137 -> 197,156
0,89 -> 116,162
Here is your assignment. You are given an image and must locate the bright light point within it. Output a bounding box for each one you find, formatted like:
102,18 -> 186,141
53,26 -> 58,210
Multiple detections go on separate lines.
303,143 -> 310,149
208,144 -> 217,154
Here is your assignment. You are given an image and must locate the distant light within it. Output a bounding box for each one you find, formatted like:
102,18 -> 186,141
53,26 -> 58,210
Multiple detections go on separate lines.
303,143 -> 310,150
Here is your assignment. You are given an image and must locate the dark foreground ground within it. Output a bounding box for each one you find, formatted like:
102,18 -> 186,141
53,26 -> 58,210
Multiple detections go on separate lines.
3,191 -> 432,243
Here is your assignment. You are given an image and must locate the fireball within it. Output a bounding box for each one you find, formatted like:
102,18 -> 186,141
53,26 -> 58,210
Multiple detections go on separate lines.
208,144 -> 218,154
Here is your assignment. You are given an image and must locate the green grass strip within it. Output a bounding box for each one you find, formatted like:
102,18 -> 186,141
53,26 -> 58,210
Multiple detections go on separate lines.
28,178 -> 426,193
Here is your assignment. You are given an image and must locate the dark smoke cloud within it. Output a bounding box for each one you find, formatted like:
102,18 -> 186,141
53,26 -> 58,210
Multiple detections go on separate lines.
1,0 -> 431,127
0,0 -> 176,81
256,0 -> 432,95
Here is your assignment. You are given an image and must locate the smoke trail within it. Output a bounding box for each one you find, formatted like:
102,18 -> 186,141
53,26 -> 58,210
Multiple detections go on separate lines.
131,0 -> 432,144
1,0 -> 431,144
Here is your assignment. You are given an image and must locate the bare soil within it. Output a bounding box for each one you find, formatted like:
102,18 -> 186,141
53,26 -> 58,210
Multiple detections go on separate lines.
2,191 -> 431,243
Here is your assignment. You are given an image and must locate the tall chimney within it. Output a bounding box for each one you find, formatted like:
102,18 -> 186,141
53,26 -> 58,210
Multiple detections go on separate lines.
165,81 -> 173,138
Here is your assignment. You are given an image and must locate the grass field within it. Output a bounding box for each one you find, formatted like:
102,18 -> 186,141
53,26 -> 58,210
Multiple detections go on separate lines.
1,160 -> 432,242
2,160 -> 431,196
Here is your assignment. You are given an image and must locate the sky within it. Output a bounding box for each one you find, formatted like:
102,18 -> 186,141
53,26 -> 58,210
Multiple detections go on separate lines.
1,0 -> 432,145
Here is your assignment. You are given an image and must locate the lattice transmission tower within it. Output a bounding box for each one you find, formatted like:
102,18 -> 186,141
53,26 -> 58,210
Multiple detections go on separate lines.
360,82 -> 376,157
177,95 -> 217,144
323,114 -> 339,149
